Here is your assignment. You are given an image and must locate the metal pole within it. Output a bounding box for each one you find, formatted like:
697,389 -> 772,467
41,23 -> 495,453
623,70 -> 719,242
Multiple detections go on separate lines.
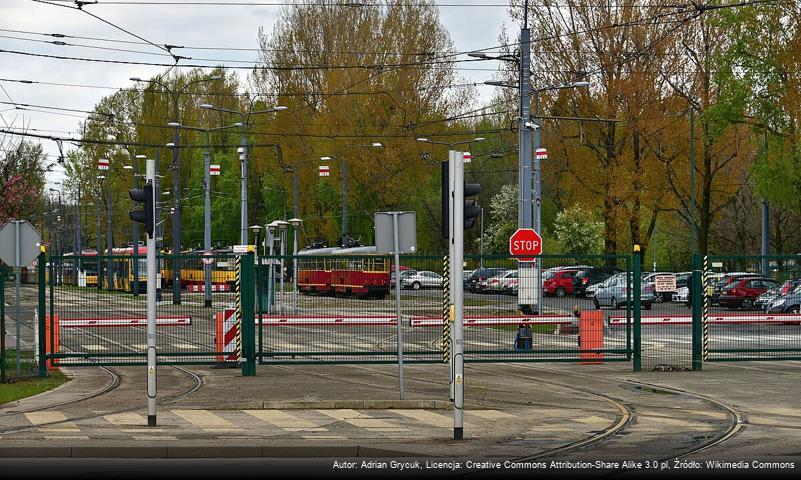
690,108 -> 697,254
519,28 -> 532,229
293,225 -> 299,314
240,132 -> 248,245
14,221 -> 21,376
155,149 -> 162,302
145,158 -> 158,426
280,227 -> 286,314
392,212 -> 404,400
761,199 -> 770,276
448,150 -> 455,403
96,186 -> 102,290
172,99 -> 181,305
453,151 -> 465,441
106,179 -> 113,291
267,228 -> 275,313
479,208 -> 484,270
204,131 -> 213,307
133,160 -> 139,296
342,158 -> 348,247
293,170 -> 299,220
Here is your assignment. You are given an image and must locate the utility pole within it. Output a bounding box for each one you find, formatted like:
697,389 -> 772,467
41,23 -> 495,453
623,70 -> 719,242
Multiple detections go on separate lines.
451,150 -> 465,440
342,157 -> 348,246
690,108 -> 697,255
145,159 -> 157,426
106,175 -> 113,291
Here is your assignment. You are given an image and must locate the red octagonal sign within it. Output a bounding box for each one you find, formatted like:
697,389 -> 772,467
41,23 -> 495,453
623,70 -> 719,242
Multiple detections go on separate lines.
509,228 -> 543,262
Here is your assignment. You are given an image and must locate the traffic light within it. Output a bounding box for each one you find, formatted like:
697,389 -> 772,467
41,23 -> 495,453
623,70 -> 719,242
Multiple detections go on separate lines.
129,182 -> 154,238
463,182 -> 481,229
441,160 -> 482,239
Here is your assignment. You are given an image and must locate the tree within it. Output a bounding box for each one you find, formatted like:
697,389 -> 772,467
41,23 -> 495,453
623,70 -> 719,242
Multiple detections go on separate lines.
253,0 -> 468,251
553,206 -> 604,255
0,138 -> 47,225
481,184 -> 518,254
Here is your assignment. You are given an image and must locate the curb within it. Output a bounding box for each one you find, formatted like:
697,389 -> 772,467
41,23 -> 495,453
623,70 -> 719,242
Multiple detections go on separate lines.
196,399 -> 454,410
0,445 -> 419,458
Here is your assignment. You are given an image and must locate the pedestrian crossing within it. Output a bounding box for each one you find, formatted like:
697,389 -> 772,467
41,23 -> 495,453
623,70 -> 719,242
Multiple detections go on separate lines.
4,408 -> 582,441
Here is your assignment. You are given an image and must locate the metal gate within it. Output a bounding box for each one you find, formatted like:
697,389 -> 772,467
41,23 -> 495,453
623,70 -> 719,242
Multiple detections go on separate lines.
256,253 -> 637,367
693,254 -> 801,366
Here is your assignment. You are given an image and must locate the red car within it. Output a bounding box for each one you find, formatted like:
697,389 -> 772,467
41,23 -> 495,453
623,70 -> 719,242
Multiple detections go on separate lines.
543,269 -> 579,297
719,277 -> 779,309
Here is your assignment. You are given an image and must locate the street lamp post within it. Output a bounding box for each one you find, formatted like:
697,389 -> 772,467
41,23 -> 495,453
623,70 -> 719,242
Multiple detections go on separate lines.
276,220 -> 289,314
131,75 -> 222,305
199,102 -> 287,245
168,121 -> 241,307
288,218 -> 302,314
266,221 -> 279,313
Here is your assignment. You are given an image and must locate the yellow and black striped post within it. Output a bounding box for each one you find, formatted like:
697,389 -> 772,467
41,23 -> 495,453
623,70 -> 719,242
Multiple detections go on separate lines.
442,255 -> 451,363
702,255 -> 710,362
234,255 -> 242,366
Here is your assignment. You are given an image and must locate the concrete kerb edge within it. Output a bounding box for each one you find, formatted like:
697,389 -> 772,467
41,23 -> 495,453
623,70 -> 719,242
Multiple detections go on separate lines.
0,445 -> 421,458
201,400 -> 456,410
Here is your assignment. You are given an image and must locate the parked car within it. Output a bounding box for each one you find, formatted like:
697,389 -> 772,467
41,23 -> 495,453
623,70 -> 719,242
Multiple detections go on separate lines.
712,272 -> 761,304
593,273 -> 653,310
467,268 -> 506,293
390,269 -> 418,288
543,269 -> 580,297
755,286 -> 782,312
503,278 -> 518,295
573,267 -> 624,297
401,271 -> 443,290
672,286 -> 689,303
766,284 -> 801,314
585,281 -> 604,299
483,270 -> 517,293
718,277 -> 779,309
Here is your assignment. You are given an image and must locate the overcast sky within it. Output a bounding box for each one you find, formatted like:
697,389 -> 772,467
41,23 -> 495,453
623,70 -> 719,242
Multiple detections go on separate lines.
0,0 -> 515,189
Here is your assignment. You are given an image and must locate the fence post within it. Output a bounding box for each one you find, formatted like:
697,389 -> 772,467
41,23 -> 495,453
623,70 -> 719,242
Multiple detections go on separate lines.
38,249 -> 47,378
702,255 -> 710,362
633,246 -> 642,372
692,254 -> 703,371
1,266 -> 6,383
240,252 -> 256,376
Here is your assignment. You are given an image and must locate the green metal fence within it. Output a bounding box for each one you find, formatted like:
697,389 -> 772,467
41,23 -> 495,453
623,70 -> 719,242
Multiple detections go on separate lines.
693,254 -> 801,365
45,252 -> 245,367
1,263 -> 41,382
256,253 -> 636,366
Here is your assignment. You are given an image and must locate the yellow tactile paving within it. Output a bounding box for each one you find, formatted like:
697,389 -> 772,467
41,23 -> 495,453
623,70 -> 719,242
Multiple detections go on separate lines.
25,411 -> 80,432
244,409 -> 328,431
317,409 -> 404,431
171,409 -> 238,431
104,413 -> 147,426
393,409 -> 470,429
468,410 -> 516,420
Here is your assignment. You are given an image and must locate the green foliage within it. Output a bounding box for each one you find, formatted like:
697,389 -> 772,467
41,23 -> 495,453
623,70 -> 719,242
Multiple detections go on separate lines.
481,183 -> 518,254
553,206 -> 604,255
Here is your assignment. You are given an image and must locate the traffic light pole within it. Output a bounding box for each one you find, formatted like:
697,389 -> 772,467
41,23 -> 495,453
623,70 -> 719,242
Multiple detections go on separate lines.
145,158 -> 157,426
451,150 -> 465,441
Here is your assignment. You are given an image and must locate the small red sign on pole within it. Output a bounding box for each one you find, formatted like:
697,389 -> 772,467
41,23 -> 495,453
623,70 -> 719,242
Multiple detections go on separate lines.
209,164 -> 221,176
535,148 -> 548,160
319,165 -> 330,177
509,228 -> 543,262
98,158 -> 110,170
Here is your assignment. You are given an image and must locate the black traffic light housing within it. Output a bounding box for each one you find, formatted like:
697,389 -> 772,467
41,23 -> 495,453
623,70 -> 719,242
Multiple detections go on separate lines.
129,182 -> 154,238
441,161 -> 482,239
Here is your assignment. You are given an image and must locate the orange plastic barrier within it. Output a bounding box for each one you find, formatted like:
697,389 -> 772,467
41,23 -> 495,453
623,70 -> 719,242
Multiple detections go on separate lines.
44,314 -> 60,370
579,311 -> 604,365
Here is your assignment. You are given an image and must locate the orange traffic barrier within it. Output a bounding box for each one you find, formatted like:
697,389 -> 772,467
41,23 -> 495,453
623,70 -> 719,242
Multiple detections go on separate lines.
44,314 -> 60,370
579,311 -> 604,365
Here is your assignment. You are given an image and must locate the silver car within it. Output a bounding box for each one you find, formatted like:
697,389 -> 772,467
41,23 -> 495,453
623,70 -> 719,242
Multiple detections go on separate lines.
593,273 -> 653,310
401,271 -> 443,290
483,270 -> 518,293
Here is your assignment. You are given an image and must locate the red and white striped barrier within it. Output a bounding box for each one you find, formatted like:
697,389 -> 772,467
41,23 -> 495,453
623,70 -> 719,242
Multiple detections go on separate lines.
608,313 -> 801,327
60,316 -> 192,328
410,315 -> 574,328
188,283 -> 231,292
215,308 -> 238,362
258,315 -> 398,327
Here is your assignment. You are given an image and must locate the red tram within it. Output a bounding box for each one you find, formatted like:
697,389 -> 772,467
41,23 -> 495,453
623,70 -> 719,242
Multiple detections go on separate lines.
296,246 -> 390,299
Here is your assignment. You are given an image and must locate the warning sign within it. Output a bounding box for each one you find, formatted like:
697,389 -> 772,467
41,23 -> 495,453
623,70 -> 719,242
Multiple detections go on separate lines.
654,274 -> 677,293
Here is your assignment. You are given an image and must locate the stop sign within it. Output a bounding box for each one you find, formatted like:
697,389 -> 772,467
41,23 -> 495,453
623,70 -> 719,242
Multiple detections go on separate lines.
509,228 -> 542,262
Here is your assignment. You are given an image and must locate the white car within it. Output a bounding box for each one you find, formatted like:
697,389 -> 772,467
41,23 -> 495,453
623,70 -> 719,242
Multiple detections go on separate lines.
401,271 -> 443,290
672,286 -> 689,303
483,270 -> 517,293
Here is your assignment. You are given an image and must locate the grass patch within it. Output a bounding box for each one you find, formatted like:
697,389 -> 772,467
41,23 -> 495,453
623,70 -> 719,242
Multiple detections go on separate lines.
0,370 -> 69,405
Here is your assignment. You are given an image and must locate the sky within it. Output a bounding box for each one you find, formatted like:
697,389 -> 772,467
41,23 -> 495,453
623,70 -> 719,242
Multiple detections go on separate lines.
0,0 -> 515,192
